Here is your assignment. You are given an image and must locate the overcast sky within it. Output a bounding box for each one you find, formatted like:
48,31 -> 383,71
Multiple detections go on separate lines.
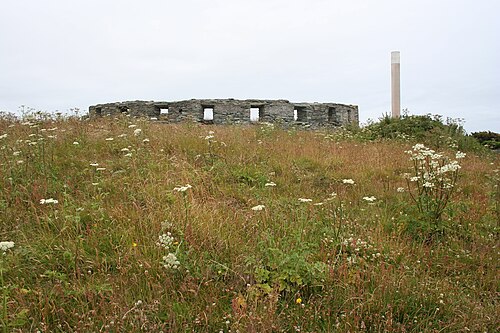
1,0 -> 498,132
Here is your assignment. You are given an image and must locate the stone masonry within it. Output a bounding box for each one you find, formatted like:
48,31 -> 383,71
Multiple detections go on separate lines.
88,99 -> 359,128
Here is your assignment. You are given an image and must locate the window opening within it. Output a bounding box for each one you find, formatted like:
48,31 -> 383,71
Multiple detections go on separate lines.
295,107 -> 307,122
328,107 -> 337,123
203,107 -> 214,121
250,107 -> 261,122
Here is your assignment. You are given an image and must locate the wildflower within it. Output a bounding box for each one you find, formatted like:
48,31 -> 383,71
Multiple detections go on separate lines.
313,202 -> 324,206
0,241 -> 14,253
132,242 -> 138,247
118,133 -> 127,138
298,198 -> 312,203
456,151 -> 466,159
251,205 -> 265,211
157,233 -> 174,249
142,138 -> 150,143
204,135 -> 215,140
121,148 -> 130,152
422,182 -> 434,188
90,163 -> 99,167
133,128 -> 142,136
96,167 -> 106,171
342,179 -> 355,185
173,184 -> 192,192
208,131 -> 214,135
73,141 -> 79,145
128,124 -> 137,128
397,187 -> 405,193
13,151 -> 21,156
92,182 -> 99,186
105,137 -> 114,141
40,198 -> 58,204
0,134 -> 7,139
265,182 -> 277,187
296,298 -> 302,304
162,253 -> 180,269
124,153 -> 132,157
362,196 -> 377,202
410,176 -> 419,182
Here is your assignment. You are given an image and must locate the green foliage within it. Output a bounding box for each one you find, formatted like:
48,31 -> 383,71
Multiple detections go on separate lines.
471,131 -> 500,150
351,113 -> 487,153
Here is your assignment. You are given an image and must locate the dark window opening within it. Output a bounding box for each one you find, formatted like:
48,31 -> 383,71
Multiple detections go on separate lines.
119,106 -> 130,114
203,106 -> 214,121
328,107 -> 338,123
95,107 -> 102,116
294,107 -> 307,122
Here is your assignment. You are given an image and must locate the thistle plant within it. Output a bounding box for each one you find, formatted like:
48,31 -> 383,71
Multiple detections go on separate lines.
404,144 -> 465,223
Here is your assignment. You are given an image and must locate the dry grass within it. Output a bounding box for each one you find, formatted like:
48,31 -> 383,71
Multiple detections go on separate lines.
0,116 -> 498,332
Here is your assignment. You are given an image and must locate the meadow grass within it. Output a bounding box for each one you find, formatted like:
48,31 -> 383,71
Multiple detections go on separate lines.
0,115 -> 498,332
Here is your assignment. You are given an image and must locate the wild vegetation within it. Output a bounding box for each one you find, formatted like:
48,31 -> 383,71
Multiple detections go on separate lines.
0,112 -> 498,332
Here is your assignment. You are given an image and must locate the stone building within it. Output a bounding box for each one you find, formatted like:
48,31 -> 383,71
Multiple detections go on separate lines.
88,99 -> 358,128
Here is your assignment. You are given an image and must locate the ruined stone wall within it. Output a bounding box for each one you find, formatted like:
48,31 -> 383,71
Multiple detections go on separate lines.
89,99 -> 359,128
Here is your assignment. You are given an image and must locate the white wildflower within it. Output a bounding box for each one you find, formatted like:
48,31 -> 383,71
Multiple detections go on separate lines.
251,205 -> 265,211
133,128 -> 142,136
264,182 -> 276,187
410,176 -> 420,182
173,184 -> 192,192
121,148 -> 130,152
162,253 -> 180,269
13,151 -> 21,156
362,196 -> 377,202
455,151 -> 466,159
128,124 -> 137,128
142,138 -> 150,143
40,198 -> 58,204
342,179 -> 355,185
96,167 -> 106,171
0,134 -> 8,139
298,198 -> 313,203
105,137 -> 114,141
73,141 -> 79,145
397,187 -> 405,193
422,182 -> 434,188
157,233 -> 175,250
90,163 -> 99,167
0,241 -> 15,253
204,135 -> 215,140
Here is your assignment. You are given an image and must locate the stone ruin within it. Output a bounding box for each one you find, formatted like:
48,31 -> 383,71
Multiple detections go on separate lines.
88,99 -> 359,128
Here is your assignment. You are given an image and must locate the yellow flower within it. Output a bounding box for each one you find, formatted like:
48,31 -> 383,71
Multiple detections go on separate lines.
132,242 -> 138,247
296,298 -> 302,304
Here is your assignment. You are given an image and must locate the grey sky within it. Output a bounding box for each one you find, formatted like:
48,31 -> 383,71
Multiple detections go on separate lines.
1,0 -> 498,132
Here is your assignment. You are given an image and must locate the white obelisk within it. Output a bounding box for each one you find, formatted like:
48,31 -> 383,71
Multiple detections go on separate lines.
391,51 -> 401,118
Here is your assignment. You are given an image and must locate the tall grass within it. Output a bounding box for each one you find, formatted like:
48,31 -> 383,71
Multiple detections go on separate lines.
0,114 -> 498,332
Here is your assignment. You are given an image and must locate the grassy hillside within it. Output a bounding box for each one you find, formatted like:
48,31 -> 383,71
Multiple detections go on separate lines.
0,115 -> 498,332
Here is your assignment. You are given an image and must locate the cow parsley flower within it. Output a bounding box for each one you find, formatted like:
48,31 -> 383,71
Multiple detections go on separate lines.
40,198 -> 58,204
0,241 -> 14,253
251,205 -> 265,211
455,151 -> 466,159
173,184 -> 192,192
162,253 -> 180,269
397,187 -> 405,193
157,233 -> 174,250
362,196 -> 377,202
133,128 -> 142,136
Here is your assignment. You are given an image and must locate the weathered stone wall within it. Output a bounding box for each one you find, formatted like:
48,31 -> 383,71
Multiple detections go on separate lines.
89,99 -> 359,128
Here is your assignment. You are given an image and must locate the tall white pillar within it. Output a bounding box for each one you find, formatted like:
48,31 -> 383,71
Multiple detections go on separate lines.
391,51 -> 401,118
